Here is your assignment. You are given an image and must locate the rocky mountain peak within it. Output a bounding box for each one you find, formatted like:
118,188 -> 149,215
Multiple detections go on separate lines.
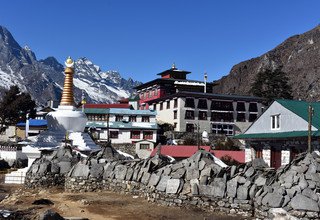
212,25 -> 320,101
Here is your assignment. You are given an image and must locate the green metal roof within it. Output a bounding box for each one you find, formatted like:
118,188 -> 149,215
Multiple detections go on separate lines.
234,130 -> 320,139
276,99 -> 320,129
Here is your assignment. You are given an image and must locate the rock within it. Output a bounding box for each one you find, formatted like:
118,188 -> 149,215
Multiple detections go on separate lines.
166,179 -> 182,194
198,185 -> 214,196
171,162 -> 184,171
286,186 -> 300,198
237,176 -> 246,184
50,163 -> 60,174
72,164 -> 90,178
298,176 -> 308,190
261,193 -> 283,208
307,163 -> 317,174
114,165 -> 127,180
198,160 -> 206,170
141,172 -> 151,185
90,163 -> 104,178
227,177 -> 238,198
249,184 -> 257,199
171,168 -> 186,179
200,167 -> 211,177
163,167 -> 171,176
252,158 -> 268,168
39,209 -> 64,220
148,174 -> 160,186
186,168 -> 199,181
255,176 -> 266,186
199,176 -> 208,185
125,167 -> 134,181
244,167 -> 255,178
230,165 -> 236,178
269,208 -> 298,220
302,188 -> 318,201
156,176 -> 170,192
282,195 -> 290,207
237,185 -> 248,200
191,183 -> 198,195
212,178 -> 226,198
291,194 -> 319,212
38,162 -> 50,175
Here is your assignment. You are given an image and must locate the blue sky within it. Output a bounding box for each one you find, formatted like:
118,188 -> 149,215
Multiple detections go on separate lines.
0,0 -> 319,83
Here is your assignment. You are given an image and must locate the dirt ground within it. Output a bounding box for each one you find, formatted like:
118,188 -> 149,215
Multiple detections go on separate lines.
0,184 -> 252,220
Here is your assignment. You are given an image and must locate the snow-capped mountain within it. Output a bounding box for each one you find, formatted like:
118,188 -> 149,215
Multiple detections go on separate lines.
0,25 -> 141,105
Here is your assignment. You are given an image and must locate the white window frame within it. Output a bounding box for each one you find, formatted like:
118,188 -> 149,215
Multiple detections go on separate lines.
271,114 -> 280,130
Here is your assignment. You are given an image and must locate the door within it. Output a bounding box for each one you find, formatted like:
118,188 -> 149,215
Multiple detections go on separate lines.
271,147 -> 281,169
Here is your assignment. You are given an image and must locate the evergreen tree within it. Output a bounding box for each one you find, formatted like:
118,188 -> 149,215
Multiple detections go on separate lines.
0,86 -> 36,130
250,68 -> 293,104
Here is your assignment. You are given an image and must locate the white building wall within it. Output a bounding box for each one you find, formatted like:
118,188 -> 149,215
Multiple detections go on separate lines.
281,150 -> 290,166
245,101 -> 315,134
262,149 -> 271,167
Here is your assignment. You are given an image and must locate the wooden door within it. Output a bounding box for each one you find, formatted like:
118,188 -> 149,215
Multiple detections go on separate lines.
271,147 -> 281,169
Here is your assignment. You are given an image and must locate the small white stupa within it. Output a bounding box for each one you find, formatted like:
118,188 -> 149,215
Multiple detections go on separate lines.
5,57 -> 100,184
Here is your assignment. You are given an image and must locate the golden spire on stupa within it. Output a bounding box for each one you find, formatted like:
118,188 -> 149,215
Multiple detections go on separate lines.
60,56 -> 75,106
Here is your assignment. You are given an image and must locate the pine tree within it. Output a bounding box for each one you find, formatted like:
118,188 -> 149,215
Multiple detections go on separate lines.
250,68 -> 293,104
0,86 -> 36,130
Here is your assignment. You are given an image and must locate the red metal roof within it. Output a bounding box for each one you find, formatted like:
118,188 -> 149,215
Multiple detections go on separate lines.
150,145 -> 245,163
84,104 -> 132,109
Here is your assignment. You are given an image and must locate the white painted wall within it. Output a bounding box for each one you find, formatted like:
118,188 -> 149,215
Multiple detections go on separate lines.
281,150 -> 290,166
245,101 -> 314,134
262,149 -> 271,167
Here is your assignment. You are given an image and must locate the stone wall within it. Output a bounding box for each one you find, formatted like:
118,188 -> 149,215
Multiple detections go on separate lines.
64,150 -> 320,219
26,143 -> 320,219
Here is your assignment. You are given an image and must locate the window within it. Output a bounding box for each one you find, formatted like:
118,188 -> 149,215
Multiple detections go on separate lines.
115,115 -> 123,121
153,104 -> 156,111
211,101 -> 233,111
142,116 -> 150,122
185,98 -> 195,108
249,114 -> 258,122
186,124 -> 194,132
160,103 -> 163,110
271,114 -> 280,130
211,112 -> 233,122
140,144 -> 150,150
109,131 -> 119,139
129,116 -> 137,122
174,110 -> 177,119
198,99 -> 208,109
166,100 -> 170,109
212,124 -> 234,136
185,110 -> 194,119
174,123 -> 177,129
154,89 -> 158,96
131,131 -> 140,139
143,131 -> 153,139
174,99 -> 178,108
237,113 -> 246,122
199,111 -> 207,120
249,103 -> 258,112
236,102 -> 246,111
255,148 -> 263,158
149,90 -> 153,98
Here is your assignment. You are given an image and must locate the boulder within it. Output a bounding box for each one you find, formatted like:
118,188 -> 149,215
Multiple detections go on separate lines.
261,193 -> 284,208
166,179 -> 182,194
291,194 -> 319,212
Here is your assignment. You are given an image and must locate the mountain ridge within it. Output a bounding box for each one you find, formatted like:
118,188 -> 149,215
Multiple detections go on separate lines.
212,25 -> 320,101
0,25 -> 141,106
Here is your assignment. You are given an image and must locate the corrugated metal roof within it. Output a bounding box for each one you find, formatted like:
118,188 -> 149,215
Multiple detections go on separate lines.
84,108 -> 156,115
17,119 -> 47,127
86,121 -> 158,130
234,130 -> 320,139
276,99 -> 320,129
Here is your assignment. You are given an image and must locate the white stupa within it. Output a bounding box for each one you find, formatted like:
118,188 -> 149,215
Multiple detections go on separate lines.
5,57 -> 100,184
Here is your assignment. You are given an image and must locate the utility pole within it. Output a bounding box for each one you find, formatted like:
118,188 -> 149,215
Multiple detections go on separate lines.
197,120 -> 200,150
308,104 -> 314,153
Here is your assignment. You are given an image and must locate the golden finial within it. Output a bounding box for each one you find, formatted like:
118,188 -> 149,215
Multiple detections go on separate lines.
171,63 -> 176,69
65,56 -> 74,68
60,56 -> 75,106
66,56 -> 73,64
